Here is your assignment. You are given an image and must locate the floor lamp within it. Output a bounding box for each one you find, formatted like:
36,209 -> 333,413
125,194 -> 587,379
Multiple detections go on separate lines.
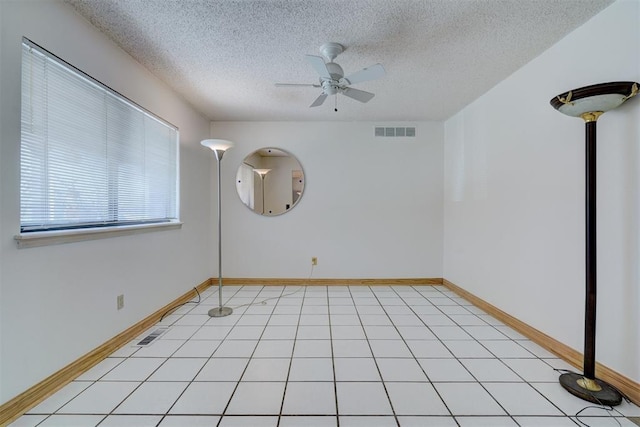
253,168 -> 271,214
201,138 -> 235,318
550,81 -> 638,406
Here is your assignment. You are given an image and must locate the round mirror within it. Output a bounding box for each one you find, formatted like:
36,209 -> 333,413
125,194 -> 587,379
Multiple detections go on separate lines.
235,148 -> 305,216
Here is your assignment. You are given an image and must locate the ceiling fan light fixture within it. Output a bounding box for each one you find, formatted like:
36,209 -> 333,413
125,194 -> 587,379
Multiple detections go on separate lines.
322,81 -> 338,95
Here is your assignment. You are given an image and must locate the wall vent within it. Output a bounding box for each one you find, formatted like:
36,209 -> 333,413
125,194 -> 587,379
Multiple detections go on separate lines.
374,127 -> 416,138
136,327 -> 169,346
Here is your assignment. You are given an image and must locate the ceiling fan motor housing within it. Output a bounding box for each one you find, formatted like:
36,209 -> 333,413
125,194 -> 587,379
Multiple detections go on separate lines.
320,42 -> 344,62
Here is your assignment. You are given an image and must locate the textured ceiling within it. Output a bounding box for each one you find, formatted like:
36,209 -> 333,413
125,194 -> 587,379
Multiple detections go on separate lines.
64,0 -> 613,122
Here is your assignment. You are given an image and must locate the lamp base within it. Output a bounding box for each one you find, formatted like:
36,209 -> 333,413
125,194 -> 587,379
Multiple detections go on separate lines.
559,372 -> 622,406
208,306 -> 233,317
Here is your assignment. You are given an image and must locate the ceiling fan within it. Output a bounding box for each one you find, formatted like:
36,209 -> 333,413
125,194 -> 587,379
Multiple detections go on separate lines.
276,42 -> 385,109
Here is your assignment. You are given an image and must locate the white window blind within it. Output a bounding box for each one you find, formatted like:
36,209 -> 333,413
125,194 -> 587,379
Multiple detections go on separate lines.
20,38 -> 179,233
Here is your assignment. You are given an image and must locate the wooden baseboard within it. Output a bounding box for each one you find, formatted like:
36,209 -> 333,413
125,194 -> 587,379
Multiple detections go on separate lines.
0,279 -> 212,427
442,279 -> 640,406
222,277 -> 444,286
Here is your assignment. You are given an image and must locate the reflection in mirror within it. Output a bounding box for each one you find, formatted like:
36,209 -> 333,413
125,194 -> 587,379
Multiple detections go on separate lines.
236,148 -> 305,216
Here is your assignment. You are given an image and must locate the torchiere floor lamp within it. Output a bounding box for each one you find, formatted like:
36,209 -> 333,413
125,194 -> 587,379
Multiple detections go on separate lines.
253,168 -> 271,214
550,81 -> 638,406
201,139 -> 235,318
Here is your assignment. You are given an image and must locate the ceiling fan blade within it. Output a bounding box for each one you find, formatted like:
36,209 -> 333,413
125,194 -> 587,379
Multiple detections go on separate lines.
310,93 -> 328,107
341,63 -> 385,85
342,87 -> 375,103
305,55 -> 331,80
275,83 -> 321,87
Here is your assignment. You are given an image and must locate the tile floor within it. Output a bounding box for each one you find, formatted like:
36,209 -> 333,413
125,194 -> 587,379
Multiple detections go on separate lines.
10,285 -> 640,427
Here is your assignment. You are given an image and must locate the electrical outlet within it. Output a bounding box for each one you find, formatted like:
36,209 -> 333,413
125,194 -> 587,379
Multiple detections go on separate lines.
117,294 -> 124,310
311,257 -> 318,266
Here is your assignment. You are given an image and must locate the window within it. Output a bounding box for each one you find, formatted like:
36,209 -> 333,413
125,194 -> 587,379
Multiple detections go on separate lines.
20,38 -> 179,236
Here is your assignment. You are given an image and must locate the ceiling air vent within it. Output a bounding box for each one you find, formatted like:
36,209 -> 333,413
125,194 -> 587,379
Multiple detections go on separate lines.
374,127 -> 416,138
136,327 -> 169,346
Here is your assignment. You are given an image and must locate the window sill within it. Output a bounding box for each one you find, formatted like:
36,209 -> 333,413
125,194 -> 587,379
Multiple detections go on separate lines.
14,222 -> 183,249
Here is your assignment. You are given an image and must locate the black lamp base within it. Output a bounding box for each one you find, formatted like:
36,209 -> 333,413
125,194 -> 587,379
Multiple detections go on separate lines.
559,372 -> 622,406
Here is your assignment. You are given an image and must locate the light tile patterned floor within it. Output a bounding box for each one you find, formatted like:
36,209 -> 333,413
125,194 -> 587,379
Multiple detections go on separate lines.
10,285 -> 640,427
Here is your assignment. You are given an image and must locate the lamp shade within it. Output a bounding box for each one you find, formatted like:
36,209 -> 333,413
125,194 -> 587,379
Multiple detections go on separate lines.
253,168 -> 271,177
550,81 -> 638,118
201,139 -> 234,152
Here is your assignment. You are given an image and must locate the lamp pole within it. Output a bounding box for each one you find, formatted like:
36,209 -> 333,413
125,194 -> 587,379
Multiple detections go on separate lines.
201,139 -> 234,317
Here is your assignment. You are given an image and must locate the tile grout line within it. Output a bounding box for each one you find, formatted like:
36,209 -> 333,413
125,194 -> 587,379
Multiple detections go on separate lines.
351,285 -> 401,427
327,285 -> 340,427
407,285 -> 525,423
390,285 -> 461,425
72,292 -> 227,427
151,285 -> 245,426
15,284 -> 639,426
276,284 -> 305,426
217,285 -> 286,425
427,286 -> 593,423
426,286 -> 576,421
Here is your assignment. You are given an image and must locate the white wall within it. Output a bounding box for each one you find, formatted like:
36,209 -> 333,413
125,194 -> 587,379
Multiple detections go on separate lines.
444,0 -> 639,382
0,1 -> 212,403
212,121 -> 444,279
0,0 -> 4,398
